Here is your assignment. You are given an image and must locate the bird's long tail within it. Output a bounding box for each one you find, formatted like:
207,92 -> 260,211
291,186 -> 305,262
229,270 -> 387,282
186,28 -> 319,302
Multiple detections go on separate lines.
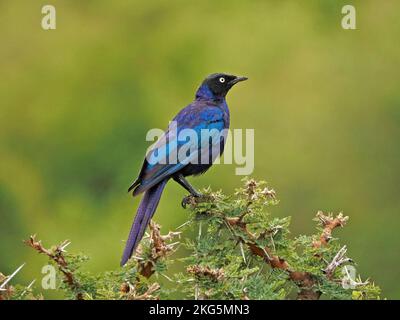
120,179 -> 168,266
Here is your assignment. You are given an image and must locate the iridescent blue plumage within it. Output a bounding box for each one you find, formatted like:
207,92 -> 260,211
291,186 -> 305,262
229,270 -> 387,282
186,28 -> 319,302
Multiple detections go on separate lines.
121,73 -> 247,266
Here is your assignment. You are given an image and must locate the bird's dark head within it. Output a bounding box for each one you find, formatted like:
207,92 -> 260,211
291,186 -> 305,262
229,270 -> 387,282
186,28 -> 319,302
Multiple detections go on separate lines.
196,73 -> 248,100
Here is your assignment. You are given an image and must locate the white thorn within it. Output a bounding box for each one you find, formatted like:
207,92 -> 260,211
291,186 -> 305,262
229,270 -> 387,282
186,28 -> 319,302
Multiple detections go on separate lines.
160,273 -> 175,282
0,263 -> 25,289
20,279 -> 36,296
60,241 -> 71,252
239,242 -> 246,264
176,220 -> 191,230
131,255 -> 143,261
198,221 -> 202,241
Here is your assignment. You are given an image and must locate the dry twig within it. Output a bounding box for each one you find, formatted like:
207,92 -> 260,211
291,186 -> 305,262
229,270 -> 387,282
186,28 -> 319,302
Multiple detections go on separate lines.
136,221 -> 180,278
24,235 -> 83,300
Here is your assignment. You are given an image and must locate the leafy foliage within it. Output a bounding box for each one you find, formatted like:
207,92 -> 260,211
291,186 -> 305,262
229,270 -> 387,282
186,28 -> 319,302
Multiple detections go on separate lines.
0,179 -> 381,300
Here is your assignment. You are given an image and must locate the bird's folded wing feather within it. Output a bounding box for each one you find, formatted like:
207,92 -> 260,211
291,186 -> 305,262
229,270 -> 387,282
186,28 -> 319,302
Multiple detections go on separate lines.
131,104 -> 226,194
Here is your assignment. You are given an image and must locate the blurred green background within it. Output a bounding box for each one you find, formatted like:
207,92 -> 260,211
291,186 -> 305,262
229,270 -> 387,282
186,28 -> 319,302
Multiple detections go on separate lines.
1,0 -> 399,299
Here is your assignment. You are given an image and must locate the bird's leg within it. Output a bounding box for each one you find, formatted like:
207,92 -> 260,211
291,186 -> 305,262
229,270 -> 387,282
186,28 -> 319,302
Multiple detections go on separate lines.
173,174 -> 203,208
174,174 -> 202,197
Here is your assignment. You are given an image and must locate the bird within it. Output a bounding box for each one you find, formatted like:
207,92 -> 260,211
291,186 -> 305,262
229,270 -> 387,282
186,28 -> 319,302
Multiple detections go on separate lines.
121,73 -> 248,266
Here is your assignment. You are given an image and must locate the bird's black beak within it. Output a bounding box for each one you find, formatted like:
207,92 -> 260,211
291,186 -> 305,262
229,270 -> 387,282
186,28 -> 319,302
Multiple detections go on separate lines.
229,76 -> 248,86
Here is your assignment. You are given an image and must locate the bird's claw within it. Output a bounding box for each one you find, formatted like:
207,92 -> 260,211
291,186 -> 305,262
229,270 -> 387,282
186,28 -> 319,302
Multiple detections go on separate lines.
181,196 -> 191,208
181,194 -> 203,208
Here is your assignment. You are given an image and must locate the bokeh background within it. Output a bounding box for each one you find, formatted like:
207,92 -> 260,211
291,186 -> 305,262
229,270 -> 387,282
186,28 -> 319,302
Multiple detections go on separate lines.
1,0 -> 399,299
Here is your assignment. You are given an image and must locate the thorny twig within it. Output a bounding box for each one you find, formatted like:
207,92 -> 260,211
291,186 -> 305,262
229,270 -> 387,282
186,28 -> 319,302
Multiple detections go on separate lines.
24,235 -> 83,300
227,210 -> 350,299
135,221 -> 180,278
342,267 -> 369,288
313,211 -> 349,247
324,245 -> 353,279
121,282 -> 160,300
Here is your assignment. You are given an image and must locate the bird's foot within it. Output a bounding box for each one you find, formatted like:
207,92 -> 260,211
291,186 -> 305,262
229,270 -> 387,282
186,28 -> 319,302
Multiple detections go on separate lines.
181,193 -> 203,209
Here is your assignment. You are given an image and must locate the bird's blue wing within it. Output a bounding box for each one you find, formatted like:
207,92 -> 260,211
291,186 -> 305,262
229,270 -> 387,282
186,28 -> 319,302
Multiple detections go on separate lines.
130,103 -> 226,195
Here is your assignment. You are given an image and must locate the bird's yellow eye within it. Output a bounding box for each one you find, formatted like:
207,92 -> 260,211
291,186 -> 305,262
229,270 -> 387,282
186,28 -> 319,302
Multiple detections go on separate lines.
219,77 -> 225,83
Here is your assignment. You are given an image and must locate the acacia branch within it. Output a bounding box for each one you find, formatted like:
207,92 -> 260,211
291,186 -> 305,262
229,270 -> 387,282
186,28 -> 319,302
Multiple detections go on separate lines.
135,221 -> 180,278
121,282 -> 160,300
226,210 -> 349,300
313,211 -> 348,247
24,235 -> 83,300
324,245 -> 353,280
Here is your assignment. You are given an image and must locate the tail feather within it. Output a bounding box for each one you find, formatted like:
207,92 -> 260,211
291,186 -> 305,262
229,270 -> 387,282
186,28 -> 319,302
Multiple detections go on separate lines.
120,179 -> 168,266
